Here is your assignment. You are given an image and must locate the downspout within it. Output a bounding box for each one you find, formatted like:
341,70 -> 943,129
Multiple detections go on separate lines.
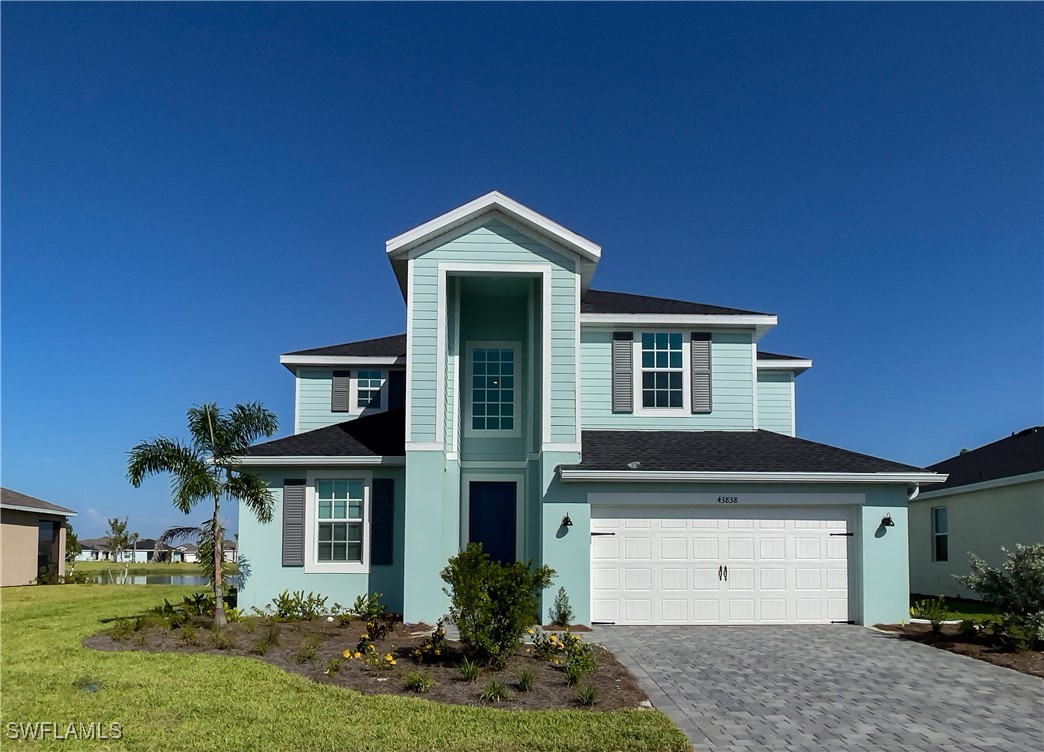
907,484 -> 920,502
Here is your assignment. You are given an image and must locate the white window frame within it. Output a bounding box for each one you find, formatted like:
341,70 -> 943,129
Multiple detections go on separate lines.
633,330 -> 690,416
464,341 -> 522,437
931,505 -> 948,563
350,371 -> 388,417
304,469 -> 372,573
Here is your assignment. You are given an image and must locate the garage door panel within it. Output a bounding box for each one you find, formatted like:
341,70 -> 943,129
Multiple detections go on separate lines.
591,506 -> 851,625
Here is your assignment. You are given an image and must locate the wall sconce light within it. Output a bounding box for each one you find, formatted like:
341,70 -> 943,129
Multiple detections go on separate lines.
881,514 -> 895,527
561,514 -> 573,528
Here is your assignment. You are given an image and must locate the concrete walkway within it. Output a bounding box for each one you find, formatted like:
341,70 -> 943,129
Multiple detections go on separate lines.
592,625 -> 1043,752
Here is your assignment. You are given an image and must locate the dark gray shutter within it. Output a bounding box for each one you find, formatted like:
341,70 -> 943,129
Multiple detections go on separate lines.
611,332 -> 634,413
331,370 -> 350,412
388,370 -> 406,410
370,478 -> 394,566
282,479 -> 306,567
691,333 -> 712,413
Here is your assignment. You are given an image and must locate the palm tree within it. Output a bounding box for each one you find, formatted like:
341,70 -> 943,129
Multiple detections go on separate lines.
127,402 -> 277,626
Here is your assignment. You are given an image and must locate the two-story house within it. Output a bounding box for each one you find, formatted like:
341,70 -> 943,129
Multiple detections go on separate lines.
237,192 -> 945,626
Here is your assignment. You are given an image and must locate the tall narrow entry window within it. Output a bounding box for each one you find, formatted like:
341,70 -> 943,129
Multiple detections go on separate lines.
470,346 -> 516,431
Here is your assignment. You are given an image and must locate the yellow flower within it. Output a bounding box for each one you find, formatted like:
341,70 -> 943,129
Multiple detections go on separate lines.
384,653 -> 393,661
434,649 -> 440,655
353,651 -> 361,659
527,628 -> 534,635
390,659 -> 397,665
342,649 -> 351,659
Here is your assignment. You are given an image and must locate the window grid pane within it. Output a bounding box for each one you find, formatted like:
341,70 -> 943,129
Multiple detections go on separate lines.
316,479 -> 364,562
356,370 -> 383,409
641,332 -> 684,409
471,348 -> 515,430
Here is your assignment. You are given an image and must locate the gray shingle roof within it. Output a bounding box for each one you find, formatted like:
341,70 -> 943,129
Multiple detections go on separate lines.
757,351 -> 808,361
284,333 -> 406,358
245,408 -> 406,458
564,430 -> 923,474
0,487 -> 76,516
581,289 -> 770,316
922,426 -> 1044,493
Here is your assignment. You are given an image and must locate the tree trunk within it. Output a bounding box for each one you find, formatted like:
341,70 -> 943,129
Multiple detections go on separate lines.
212,494 -> 227,627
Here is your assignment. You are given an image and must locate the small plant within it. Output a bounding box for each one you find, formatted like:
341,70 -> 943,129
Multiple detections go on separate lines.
513,668 -> 534,692
269,590 -> 329,621
958,619 -> 981,640
350,642 -> 397,670
292,636 -> 320,664
564,634 -> 596,676
180,623 -> 199,646
324,657 -> 344,676
211,628 -> 235,650
403,671 -> 435,693
110,618 -> 134,641
564,662 -> 586,687
412,619 -> 448,663
248,639 -> 268,656
912,595 -> 949,632
577,684 -> 597,707
479,678 -> 511,702
458,657 -> 480,682
224,607 -> 244,623
182,592 -> 215,617
549,586 -> 574,626
260,619 -> 281,648
441,543 -> 554,668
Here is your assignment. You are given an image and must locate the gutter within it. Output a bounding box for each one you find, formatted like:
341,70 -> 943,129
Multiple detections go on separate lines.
233,455 -> 406,467
558,469 -> 948,485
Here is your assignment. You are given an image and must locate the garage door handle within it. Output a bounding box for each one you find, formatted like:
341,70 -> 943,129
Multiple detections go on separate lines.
718,565 -> 723,581
723,565 -> 728,581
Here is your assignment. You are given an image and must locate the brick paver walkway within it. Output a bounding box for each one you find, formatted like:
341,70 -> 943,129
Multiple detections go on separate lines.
592,625 -> 1043,752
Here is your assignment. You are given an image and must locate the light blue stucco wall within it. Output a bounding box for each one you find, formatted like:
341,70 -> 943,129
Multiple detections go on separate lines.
580,329 -> 755,430
401,451 -> 459,621
237,467 -> 406,614
756,371 -> 794,436
408,218 -> 578,446
860,487 -> 911,625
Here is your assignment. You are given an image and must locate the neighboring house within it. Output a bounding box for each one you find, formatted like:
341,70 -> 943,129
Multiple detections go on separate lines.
75,537 -> 112,562
236,192 -> 945,626
165,540 -> 236,563
1,488 -> 76,586
909,426 -> 1044,599
73,537 -> 177,563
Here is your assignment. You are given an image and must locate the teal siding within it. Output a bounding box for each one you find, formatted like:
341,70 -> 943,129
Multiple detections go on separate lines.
237,467 -> 406,613
580,329 -> 755,430
296,368 -> 341,433
408,219 -> 578,446
757,371 -> 794,435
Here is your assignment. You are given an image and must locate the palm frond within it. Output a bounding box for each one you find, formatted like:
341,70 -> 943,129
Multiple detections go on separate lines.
159,525 -> 203,545
225,472 -> 275,524
127,437 -> 202,488
225,402 -> 279,453
171,463 -> 217,514
186,403 -> 222,454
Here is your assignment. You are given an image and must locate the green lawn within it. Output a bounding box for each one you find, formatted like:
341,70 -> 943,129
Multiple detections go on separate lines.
72,561 -> 236,576
911,593 -> 1002,621
0,586 -> 690,752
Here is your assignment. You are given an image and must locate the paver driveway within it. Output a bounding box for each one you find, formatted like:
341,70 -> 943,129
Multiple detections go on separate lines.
592,625 -> 1043,752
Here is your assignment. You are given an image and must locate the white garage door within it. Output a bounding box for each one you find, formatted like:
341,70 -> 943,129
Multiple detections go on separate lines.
591,506 -> 851,625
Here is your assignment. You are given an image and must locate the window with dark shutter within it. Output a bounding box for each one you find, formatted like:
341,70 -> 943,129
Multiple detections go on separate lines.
331,371 -> 351,412
611,332 -> 633,413
370,478 -> 394,566
282,479 -> 306,567
691,333 -> 712,414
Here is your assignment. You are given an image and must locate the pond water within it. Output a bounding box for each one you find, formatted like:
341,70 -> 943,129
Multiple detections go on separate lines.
85,574 -> 236,587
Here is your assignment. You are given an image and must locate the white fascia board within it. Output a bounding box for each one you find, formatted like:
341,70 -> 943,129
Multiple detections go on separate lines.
280,355 -> 405,370
386,191 -> 601,263
558,470 -> 948,484
757,358 -> 813,375
913,470 -> 1044,501
235,456 -> 406,467
0,503 -> 77,517
580,313 -> 777,328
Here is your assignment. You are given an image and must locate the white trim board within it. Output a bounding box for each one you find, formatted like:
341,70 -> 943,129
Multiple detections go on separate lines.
235,456 -> 406,467
386,191 -> 601,262
560,470 -> 948,484
281,355 -> 405,369
588,492 -> 866,506
912,470 -> 1044,501
0,503 -> 77,517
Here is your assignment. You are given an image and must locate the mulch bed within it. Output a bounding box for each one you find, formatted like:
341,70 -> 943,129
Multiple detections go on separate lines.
85,618 -> 648,710
874,622 -> 1044,678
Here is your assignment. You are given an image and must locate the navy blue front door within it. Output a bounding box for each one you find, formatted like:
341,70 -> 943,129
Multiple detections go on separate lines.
468,482 -> 516,564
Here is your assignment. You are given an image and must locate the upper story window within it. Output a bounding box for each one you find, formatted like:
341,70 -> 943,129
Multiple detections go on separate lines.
467,343 -> 519,434
316,479 -> 364,563
356,371 -> 383,410
640,332 -> 684,409
931,506 -> 948,562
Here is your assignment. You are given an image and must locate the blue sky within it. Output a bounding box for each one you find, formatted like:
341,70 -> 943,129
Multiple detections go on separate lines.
3,3 -> 1041,539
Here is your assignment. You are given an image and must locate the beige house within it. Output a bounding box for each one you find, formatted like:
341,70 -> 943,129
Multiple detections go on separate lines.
1,488 -> 77,586
909,426 -> 1044,599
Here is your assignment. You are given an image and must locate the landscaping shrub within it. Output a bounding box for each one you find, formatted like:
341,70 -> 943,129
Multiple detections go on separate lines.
404,671 -> 435,693
577,684 -> 597,707
549,586 -> 574,626
292,636 -> 320,664
211,628 -> 235,650
912,595 -> 949,632
441,543 -> 554,667
514,668 -> 534,692
457,657 -> 480,682
412,619 -> 447,664
955,544 -> 1044,641
110,618 -> 134,642
479,678 -> 510,703
269,590 -> 329,621
350,592 -> 398,643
